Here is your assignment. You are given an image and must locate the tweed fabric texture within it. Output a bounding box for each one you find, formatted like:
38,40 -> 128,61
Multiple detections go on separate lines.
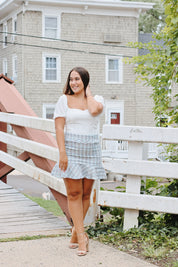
51,133 -> 106,180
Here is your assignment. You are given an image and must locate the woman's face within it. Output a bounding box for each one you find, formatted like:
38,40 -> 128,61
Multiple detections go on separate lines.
69,71 -> 84,95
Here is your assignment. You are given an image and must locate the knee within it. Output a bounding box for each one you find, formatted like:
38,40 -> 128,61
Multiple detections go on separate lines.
68,190 -> 82,201
83,191 -> 91,201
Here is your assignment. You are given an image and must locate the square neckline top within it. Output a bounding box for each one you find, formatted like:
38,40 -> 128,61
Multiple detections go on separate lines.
65,94 -> 88,112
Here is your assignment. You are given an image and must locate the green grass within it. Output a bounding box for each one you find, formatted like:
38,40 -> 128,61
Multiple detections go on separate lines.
24,194 -> 64,217
0,234 -> 60,243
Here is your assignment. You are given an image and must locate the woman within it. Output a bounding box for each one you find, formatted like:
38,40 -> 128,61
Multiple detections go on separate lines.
52,67 -> 106,256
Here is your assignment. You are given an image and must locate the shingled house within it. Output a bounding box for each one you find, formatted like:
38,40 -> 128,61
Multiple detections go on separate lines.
0,0 -> 155,129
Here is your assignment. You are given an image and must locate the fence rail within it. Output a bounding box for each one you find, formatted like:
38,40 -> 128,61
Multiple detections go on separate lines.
0,112 -> 178,230
102,124 -> 178,229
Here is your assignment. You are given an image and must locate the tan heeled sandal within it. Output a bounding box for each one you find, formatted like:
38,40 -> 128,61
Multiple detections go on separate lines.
77,233 -> 89,256
69,227 -> 78,249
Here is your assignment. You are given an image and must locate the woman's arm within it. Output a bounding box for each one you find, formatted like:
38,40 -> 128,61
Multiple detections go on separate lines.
55,117 -> 68,171
86,85 -> 103,116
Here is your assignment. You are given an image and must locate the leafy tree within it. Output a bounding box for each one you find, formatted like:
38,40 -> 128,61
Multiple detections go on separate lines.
127,0 -> 178,226
127,0 -> 178,126
122,0 -> 166,32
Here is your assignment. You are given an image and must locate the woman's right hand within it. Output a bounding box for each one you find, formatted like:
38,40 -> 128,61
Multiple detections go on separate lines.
59,151 -> 68,172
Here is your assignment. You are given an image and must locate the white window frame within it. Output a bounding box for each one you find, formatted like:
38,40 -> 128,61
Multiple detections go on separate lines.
42,14 -> 60,40
12,16 -> 17,42
3,58 -> 7,76
105,56 -> 123,84
12,54 -> 17,83
42,53 -> 61,83
42,104 -> 55,119
3,22 -> 8,48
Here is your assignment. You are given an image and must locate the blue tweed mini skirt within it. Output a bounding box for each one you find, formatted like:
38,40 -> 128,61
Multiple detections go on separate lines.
51,133 -> 106,180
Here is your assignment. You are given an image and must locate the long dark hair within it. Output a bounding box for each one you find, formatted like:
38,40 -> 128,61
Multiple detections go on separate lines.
63,67 -> 90,96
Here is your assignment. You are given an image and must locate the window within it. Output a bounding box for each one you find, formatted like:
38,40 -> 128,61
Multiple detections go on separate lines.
12,55 -> 17,83
44,15 -> 60,39
43,54 -> 61,83
3,58 -> 7,77
12,17 -> 17,42
106,56 -> 123,84
43,104 -> 55,119
3,23 -> 8,48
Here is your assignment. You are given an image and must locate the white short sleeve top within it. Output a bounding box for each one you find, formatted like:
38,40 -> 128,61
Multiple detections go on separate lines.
53,94 -> 104,135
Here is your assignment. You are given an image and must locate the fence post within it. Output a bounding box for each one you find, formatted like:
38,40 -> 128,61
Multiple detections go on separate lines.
123,141 -> 143,230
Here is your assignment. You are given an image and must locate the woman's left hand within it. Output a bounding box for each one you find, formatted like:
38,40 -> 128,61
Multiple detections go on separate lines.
86,85 -> 92,97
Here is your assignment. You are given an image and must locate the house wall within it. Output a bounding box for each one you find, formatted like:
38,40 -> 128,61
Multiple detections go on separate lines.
0,7 -> 156,128
136,82 -> 155,126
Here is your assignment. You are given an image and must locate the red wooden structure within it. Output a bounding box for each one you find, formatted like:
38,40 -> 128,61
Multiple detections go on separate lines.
0,74 -> 72,225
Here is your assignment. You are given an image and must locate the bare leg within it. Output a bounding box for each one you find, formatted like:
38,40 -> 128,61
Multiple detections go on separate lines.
64,178 -> 94,252
82,178 -> 94,219
70,178 -> 94,243
64,178 -> 85,251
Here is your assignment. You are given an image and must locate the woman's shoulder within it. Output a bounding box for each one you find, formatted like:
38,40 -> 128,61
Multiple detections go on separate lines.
58,94 -> 67,101
53,94 -> 68,119
56,94 -> 67,105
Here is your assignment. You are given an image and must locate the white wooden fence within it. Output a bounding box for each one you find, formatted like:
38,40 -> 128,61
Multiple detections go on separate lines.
0,112 -> 178,230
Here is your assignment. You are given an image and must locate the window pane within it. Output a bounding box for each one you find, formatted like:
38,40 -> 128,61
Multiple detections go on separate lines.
45,17 -> 57,28
108,70 -> 119,82
46,108 -> 55,119
46,69 -> 57,80
14,20 -> 17,32
45,29 -> 57,39
46,57 -> 56,68
109,59 -> 118,70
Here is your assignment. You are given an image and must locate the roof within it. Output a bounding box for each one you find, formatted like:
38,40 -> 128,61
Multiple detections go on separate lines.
0,0 -> 154,20
0,74 -> 14,84
139,33 -> 165,55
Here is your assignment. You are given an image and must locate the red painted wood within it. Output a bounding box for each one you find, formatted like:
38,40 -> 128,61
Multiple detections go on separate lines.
111,112 -> 120,124
0,120 -> 7,183
0,76 -> 71,225
0,151 -> 30,178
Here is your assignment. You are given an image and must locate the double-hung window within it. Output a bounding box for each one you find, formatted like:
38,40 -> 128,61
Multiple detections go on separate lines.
12,54 -> 17,83
43,54 -> 61,83
42,104 -> 55,119
3,23 -> 8,48
12,17 -> 17,42
106,56 -> 123,84
3,58 -> 7,76
44,15 -> 59,39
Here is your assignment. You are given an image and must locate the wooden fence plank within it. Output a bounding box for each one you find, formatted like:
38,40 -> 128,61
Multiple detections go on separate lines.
99,191 -> 178,214
0,131 -> 58,161
103,158 -> 178,179
103,124 -> 178,144
0,151 -> 66,196
0,112 -> 55,133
